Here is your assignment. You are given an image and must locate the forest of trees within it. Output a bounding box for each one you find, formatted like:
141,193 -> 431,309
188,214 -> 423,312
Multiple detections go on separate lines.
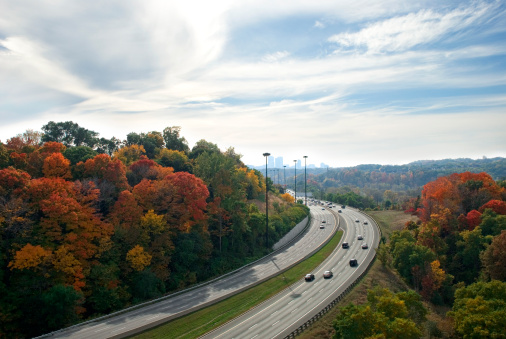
0,122 -> 309,338
292,157 -> 506,211
335,171 -> 506,338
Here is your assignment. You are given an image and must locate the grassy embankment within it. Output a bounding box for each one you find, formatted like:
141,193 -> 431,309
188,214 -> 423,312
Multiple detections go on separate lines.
132,228 -> 343,338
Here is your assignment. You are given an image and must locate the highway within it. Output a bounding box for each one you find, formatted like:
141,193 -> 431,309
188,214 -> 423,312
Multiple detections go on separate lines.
42,205 -> 339,339
200,206 -> 380,339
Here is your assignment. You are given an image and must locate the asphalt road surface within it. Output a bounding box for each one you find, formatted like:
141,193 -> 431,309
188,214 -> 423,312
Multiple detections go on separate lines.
200,206 -> 380,339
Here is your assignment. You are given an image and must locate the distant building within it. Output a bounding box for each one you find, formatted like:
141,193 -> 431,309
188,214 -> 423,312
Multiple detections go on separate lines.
275,156 -> 283,168
320,162 -> 328,168
268,156 -> 275,168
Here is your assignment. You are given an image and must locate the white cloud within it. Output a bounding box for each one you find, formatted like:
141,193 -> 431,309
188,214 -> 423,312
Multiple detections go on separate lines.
314,20 -> 325,28
328,2 -> 496,53
0,0 -> 505,167
262,51 -> 291,62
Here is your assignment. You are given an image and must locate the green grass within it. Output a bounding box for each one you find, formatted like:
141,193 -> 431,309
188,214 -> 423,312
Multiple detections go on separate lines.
131,230 -> 343,339
367,210 -> 419,240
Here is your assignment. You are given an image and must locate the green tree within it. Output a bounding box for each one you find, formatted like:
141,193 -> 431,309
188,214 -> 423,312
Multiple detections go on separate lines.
41,121 -> 99,147
63,146 -> 97,166
449,280 -> 506,338
163,126 -> 189,153
189,139 -> 221,159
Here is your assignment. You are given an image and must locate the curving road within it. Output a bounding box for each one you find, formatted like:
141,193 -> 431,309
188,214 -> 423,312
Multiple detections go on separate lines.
200,206 -> 380,339
41,205 -> 339,339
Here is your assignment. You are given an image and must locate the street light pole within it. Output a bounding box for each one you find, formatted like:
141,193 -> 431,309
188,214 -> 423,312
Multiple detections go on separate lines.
303,155 -> 308,206
263,153 -> 270,248
283,165 -> 286,190
293,160 -> 297,203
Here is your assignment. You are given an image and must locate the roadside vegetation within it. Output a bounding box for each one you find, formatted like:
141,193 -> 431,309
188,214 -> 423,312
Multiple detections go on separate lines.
0,122 -> 308,338
300,171 -> 506,338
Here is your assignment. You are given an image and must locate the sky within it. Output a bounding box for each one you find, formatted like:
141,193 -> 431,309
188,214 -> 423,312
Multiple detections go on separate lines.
1,0 -> 505,168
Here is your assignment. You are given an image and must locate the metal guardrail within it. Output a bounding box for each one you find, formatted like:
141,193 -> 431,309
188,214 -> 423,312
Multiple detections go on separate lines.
283,208 -> 382,338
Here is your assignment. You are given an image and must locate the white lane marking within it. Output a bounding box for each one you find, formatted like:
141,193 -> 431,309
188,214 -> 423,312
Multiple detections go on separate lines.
249,323 -> 257,329
111,327 -> 126,333
272,320 -> 280,326
291,308 -> 298,313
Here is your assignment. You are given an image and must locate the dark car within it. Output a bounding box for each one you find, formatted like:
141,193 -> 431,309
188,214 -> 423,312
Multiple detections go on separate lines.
342,242 -> 349,249
349,258 -> 358,267
305,273 -> 315,281
341,205 -> 346,208
362,243 -> 368,249
357,235 -> 363,240
319,225 -> 325,229
323,270 -> 333,279
322,220 -> 326,223
338,209 -> 342,213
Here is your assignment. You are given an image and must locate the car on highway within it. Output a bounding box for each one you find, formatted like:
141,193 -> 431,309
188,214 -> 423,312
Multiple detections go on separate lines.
342,242 -> 349,248
349,258 -> 358,267
355,219 -> 359,222
322,220 -> 326,223
319,225 -> 325,229
362,243 -> 368,249
305,273 -> 315,281
364,220 -> 368,224
357,235 -> 363,240
323,270 -> 333,279
338,209 -> 342,213
322,208 -> 325,210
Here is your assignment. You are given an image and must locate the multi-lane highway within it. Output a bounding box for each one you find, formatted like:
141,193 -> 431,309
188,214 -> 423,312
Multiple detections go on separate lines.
41,205 -> 339,339
200,206 -> 380,339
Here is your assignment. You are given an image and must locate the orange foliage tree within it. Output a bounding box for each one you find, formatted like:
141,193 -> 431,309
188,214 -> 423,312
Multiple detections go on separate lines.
43,153 -> 72,179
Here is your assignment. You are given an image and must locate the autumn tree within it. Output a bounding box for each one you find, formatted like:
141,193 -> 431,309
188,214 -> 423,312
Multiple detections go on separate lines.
113,144 -> 146,166
481,230 -> 506,281
127,157 -> 173,187
43,152 -> 72,179
334,287 -> 425,339
126,132 -> 164,159
126,245 -> 152,271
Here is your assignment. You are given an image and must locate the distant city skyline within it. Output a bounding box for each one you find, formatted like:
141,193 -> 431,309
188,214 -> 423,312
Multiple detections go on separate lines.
263,155 -> 326,169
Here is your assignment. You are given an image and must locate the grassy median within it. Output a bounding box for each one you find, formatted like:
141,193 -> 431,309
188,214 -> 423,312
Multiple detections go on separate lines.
132,229 -> 343,339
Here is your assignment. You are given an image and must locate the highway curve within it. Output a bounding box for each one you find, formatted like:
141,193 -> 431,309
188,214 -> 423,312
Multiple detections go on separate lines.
200,206 -> 380,339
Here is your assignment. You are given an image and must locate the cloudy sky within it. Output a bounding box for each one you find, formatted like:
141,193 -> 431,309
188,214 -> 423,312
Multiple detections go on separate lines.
1,0 -> 505,167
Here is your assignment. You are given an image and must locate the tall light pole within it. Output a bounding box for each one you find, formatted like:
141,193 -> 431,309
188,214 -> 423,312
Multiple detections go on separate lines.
263,153 -> 270,248
303,156 -> 308,206
283,165 -> 286,190
293,160 -> 297,203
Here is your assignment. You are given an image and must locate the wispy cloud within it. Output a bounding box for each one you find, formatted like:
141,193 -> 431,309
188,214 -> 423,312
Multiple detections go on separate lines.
328,2 -> 497,54
262,51 -> 290,62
